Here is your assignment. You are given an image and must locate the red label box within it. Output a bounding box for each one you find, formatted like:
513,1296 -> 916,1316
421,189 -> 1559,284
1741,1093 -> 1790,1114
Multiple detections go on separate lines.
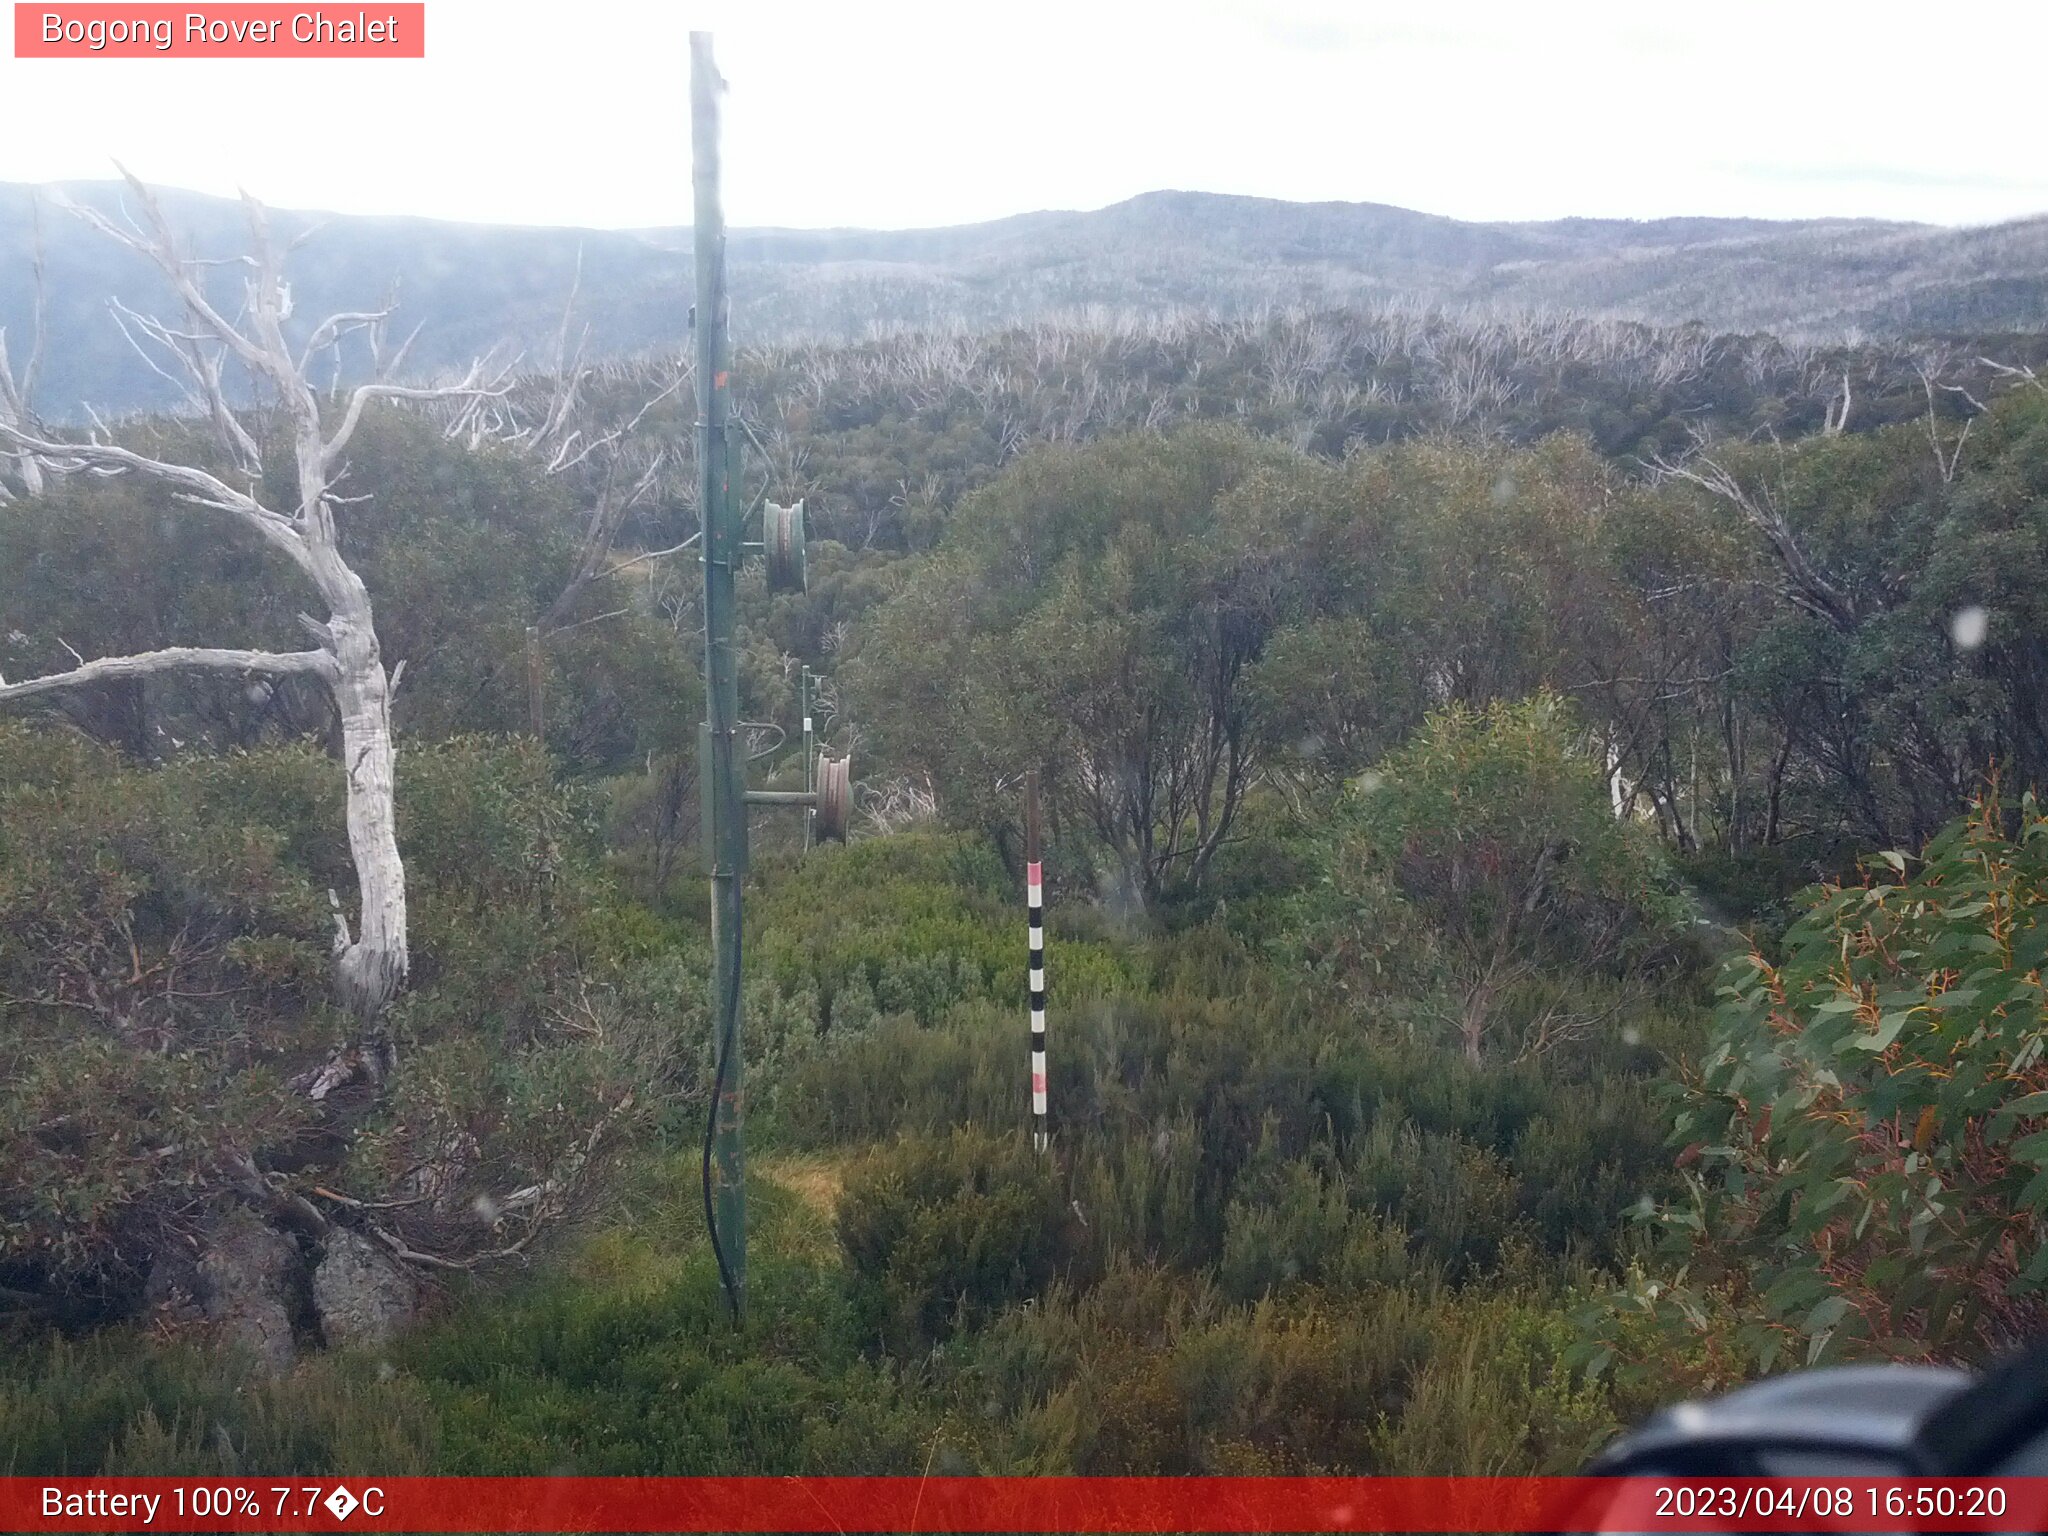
7,1476 -> 2048,1533
14,4 -> 425,57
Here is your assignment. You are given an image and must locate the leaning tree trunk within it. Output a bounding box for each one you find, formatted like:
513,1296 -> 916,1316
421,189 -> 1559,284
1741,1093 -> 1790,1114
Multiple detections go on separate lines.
298,409 -> 411,1024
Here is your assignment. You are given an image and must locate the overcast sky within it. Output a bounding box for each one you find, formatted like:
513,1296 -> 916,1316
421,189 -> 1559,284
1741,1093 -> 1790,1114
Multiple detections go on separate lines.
5,0 -> 2047,231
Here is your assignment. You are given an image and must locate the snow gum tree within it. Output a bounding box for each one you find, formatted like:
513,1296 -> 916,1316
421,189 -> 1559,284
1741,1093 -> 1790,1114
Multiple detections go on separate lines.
0,171 -> 506,1034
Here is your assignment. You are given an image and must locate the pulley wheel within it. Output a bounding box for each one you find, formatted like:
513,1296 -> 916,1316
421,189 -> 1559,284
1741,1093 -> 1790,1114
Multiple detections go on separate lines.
814,752 -> 851,843
765,499 -> 807,594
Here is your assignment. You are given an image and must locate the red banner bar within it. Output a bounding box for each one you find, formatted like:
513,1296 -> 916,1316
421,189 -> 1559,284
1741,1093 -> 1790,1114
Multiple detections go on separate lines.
14,4 -> 424,57
6,1477 -> 2048,1532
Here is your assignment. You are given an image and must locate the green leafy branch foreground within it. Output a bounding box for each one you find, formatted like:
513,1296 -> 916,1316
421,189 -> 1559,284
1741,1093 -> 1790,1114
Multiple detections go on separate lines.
1586,788 -> 2048,1384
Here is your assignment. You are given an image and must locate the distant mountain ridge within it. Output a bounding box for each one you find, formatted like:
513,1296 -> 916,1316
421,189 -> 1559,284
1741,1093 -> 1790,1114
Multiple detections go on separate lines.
3,181 -> 2045,418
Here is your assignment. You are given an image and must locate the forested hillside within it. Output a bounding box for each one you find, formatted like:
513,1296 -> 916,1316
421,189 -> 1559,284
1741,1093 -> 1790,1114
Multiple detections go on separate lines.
3,190 -> 2048,1478
7,179 -> 2048,417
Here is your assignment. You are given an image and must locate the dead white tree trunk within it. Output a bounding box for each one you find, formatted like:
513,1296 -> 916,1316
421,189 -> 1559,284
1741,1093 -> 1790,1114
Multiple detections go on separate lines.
1918,366 -> 1976,484
0,170 -> 507,1025
484,277 -> 688,637
0,193 -> 48,500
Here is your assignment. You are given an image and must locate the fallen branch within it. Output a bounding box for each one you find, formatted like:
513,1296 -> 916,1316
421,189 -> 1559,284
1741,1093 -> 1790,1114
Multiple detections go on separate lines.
352,1091 -> 637,1274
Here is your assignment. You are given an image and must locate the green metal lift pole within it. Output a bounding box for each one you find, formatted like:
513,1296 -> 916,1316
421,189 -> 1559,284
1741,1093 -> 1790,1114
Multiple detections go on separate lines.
692,29 -> 747,1323
801,669 -> 815,853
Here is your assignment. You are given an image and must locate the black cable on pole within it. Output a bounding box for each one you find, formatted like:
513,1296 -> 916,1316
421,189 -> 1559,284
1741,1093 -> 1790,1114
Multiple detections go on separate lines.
701,928 -> 742,1317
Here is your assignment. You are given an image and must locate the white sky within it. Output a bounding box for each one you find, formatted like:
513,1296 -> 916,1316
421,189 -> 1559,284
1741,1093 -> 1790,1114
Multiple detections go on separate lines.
4,0 -> 2047,231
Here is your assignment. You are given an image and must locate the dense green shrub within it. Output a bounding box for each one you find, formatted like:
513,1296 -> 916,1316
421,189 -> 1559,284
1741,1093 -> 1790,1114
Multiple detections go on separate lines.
0,726 -> 682,1311
1365,1290 -> 1622,1475
405,1251 -> 941,1475
937,1261 -> 1617,1475
0,1168 -> 939,1477
0,727 -> 336,1303
0,1331 -> 440,1476
753,832 -> 1136,1032
848,426 -> 1328,905
837,1128 -> 1071,1353
1303,694 -> 1692,1064
1216,1150 -> 1416,1302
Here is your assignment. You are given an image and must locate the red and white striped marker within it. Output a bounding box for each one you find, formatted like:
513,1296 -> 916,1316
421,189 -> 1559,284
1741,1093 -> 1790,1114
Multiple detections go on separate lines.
1025,769 -> 1047,1152
1028,858 -> 1047,1150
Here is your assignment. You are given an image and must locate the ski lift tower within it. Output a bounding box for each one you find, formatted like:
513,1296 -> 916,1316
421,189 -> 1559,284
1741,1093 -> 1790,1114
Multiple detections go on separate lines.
691,31 -> 851,1324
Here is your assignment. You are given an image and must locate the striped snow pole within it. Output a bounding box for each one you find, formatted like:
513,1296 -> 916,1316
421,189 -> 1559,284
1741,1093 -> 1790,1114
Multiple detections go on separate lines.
1025,769 -> 1048,1152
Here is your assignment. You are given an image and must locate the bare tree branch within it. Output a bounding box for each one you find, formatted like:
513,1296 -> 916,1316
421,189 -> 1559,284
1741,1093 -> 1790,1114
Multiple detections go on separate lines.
0,422 -> 308,563
1980,357 -> 2045,394
58,172 -> 275,383
538,451 -> 666,632
298,306 -> 396,376
323,359 -> 514,470
0,646 -> 336,701
604,530 -> 700,576
1919,367 -> 1974,484
1650,443 -> 1860,633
